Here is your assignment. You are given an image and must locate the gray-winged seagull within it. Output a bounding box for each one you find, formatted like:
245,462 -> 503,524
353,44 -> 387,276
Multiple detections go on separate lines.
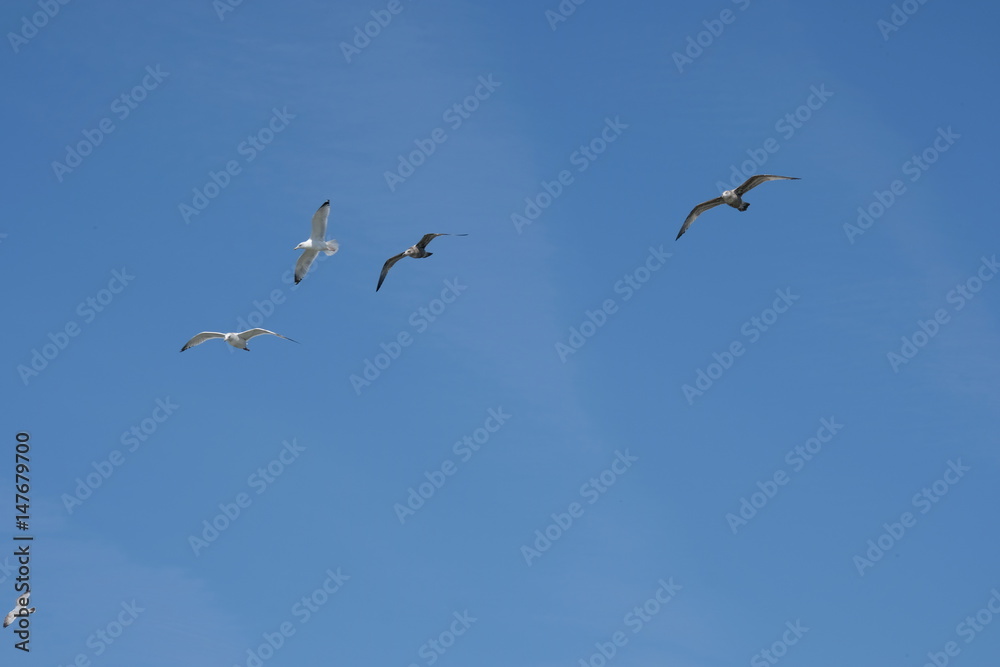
675,174 -> 799,240
294,200 -> 339,284
180,329 -> 297,352
4,591 -> 34,628
376,233 -> 468,292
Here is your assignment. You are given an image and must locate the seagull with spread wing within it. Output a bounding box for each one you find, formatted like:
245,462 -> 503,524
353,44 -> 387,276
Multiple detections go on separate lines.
376,233 -> 468,292
294,200 -> 339,284
675,174 -> 799,240
180,329 -> 297,352
4,591 -> 34,628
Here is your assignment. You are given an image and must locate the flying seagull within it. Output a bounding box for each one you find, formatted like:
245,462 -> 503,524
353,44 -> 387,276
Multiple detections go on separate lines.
376,233 -> 468,292
180,329 -> 296,352
4,591 -> 34,628
675,175 -> 799,240
294,200 -> 339,284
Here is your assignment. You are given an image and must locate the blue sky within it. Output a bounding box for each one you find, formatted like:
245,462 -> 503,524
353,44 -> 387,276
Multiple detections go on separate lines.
3,0 -> 999,665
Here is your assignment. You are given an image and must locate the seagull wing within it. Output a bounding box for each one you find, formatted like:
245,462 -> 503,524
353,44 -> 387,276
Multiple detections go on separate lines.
181,332 -> 226,351
734,174 -> 799,196
4,592 -> 29,628
376,253 -> 406,292
310,200 -> 330,242
238,329 -> 296,343
294,249 -> 319,284
676,197 -> 725,240
416,233 -> 469,251
415,233 -> 445,251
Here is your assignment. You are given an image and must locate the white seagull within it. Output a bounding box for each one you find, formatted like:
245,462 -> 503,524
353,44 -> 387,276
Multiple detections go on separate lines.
180,329 -> 297,352
294,200 -> 339,284
4,591 -> 34,628
675,174 -> 799,240
376,233 -> 468,292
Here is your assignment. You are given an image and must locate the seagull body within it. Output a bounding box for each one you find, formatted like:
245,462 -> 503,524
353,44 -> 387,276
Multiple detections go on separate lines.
4,591 -> 34,628
180,329 -> 296,352
376,233 -> 468,292
675,174 -> 799,240
294,200 -> 339,284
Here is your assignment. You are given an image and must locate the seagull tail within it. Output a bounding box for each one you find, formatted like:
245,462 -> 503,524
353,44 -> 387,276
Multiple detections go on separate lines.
323,240 -> 340,256
738,202 -> 750,211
